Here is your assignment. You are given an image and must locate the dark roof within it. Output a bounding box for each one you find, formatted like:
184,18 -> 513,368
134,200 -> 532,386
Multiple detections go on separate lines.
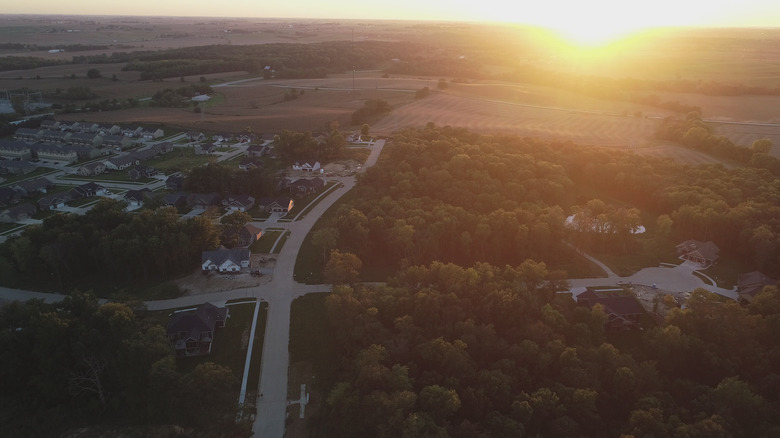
676,240 -> 720,261
202,246 -> 250,267
738,271 -> 777,300
124,188 -> 153,202
3,202 -> 36,219
187,192 -> 221,207
15,177 -> 54,192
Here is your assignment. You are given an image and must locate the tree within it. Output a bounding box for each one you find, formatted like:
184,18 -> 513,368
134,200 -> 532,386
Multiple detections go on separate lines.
10,94 -> 26,115
323,250 -> 362,285
220,210 -> 252,248
437,79 -> 448,89
86,68 -> 102,79
361,124 -> 371,137
312,227 -> 340,265
751,138 -> 773,154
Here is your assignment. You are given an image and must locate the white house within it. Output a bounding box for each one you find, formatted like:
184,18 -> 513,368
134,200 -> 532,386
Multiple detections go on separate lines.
201,247 -> 251,272
293,160 -> 321,172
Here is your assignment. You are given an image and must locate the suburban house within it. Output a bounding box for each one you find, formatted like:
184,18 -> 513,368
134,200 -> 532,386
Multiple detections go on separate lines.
38,193 -> 72,210
238,157 -> 263,171
0,186 -> 22,206
31,143 -> 79,164
0,160 -> 37,176
122,126 -> 145,138
0,141 -> 33,160
576,288 -> 645,330
737,271 -> 778,303
124,188 -> 153,207
293,160 -> 321,172
0,203 -> 37,223
676,240 -> 720,268
102,134 -> 133,150
104,155 -> 139,171
201,246 -> 251,272
151,141 -> 174,155
290,177 -> 325,196
186,192 -> 221,210
69,132 -> 102,147
69,182 -> 108,199
166,174 -> 185,191
13,127 -> 41,142
127,165 -> 159,181
238,223 -> 263,247
222,195 -> 255,212
246,144 -> 268,157
186,131 -> 206,142
69,144 -> 107,160
13,177 -> 54,197
166,302 -> 229,357
194,143 -> 217,155
39,119 -> 59,130
258,197 -> 294,213
162,193 -> 187,209
39,130 -> 70,143
76,161 -> 106,176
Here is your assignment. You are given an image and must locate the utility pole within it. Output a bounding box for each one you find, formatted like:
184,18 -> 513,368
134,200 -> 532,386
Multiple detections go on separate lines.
352,28 -> 355,97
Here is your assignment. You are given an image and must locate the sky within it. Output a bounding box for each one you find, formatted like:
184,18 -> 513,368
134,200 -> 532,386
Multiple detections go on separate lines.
6,0 -> 780,31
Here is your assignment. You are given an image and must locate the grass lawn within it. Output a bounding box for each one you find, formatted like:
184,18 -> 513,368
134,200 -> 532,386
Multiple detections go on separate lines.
0,222 -> 22,234
289,293 -> 338,390
144,148 -> 217,173
273,231 -> 290,254
249,229 -> 283,253
60,172 -> 152,184
293,182 -> 339,220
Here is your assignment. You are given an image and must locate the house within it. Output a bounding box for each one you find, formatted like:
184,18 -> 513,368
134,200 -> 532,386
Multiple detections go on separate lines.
166,174 -> 185,191
186,131 -> 206,142
31,143 -> 79,163
124,188 -> 153,207
102,134 -> 132,150
201,246 -> 251,272
69,182 -> 108,199
127,165 -> 158,181
104,155 -> 139,171
290,177 -> 325,196
76,161 -> 106,176
151,142 -> 174,155
13,177 -> 55,197
13,127 -> 41,142
187,192 -> 221,210
39,119 -> 59,130
258,197 -> 294,213
238,157 -> 263,171
162,193 -> 187,209
39,130 -> 70,143
38,193 -> 72,210
0,141 -> 33,160
166,302 -> 229,357
69,144 -> 106,160
293,160 -> 321,172
676,240 -> 720,268
737,271 -> 778,303
142,128 -> 165,140
0,186 -> 22,207
69,132 -> 102,147
194,143 -> 217,155
0,160 -> 37,176
131,148 -> 157,162
122,126 -> 144,138
238,223 -> 263,247
576,288 -> 645,330
0,203 -> 37,223
246,144 -> 268,157
222,195 -> 255,212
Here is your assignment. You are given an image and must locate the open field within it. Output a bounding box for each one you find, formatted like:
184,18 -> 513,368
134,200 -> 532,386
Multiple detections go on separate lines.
3,17 -> 780,163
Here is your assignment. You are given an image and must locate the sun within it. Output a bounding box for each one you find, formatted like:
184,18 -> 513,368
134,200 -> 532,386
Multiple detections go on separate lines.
548,21 -> 642,48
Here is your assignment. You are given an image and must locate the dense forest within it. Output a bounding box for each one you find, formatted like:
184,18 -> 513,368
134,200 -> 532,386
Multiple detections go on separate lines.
311,125 -> 780,278
0,293 -> 243,437
304,126 -> 780,437
310,265 -> 780,437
